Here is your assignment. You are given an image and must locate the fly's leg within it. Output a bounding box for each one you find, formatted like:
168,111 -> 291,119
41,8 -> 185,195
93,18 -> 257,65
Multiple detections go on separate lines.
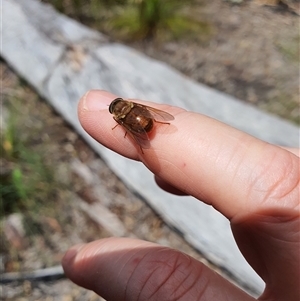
139,145 -> 144,154
112,123 -> 128,139
154,120 -> 170,125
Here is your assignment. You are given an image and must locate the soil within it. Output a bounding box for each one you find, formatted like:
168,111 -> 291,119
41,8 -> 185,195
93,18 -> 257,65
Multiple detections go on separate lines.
1,1 -> 299,300
130,1 -> 299,124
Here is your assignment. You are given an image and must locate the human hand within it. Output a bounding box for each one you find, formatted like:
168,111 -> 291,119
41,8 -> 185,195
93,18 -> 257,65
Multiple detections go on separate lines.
62,90 -> 299,301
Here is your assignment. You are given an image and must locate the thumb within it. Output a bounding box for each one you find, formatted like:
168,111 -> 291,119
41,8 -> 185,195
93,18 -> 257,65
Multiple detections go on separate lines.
62,238 -> 254,301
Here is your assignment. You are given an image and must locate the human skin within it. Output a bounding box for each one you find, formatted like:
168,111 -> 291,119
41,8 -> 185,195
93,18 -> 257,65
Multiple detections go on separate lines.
62,90 -> 299,301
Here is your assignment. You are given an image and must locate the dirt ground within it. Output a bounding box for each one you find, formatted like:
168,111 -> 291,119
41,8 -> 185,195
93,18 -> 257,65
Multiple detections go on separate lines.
1,1 -> 299,300
131,0 -> 299,124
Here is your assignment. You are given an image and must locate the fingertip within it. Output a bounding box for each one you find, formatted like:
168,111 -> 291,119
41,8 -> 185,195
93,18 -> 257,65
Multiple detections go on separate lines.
77,90 -> 182,160
77,89 -> 116,137
62,244 -> 84,267
78,90 -> 117,112
77,90 -> 140,158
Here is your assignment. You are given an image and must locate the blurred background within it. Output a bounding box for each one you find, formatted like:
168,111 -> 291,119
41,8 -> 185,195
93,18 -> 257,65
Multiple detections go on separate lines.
1,0 -> 299,300
40,0 -> 299,123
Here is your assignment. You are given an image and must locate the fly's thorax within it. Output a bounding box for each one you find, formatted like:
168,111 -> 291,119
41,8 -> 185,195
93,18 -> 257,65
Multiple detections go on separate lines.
109,98 -> 133,119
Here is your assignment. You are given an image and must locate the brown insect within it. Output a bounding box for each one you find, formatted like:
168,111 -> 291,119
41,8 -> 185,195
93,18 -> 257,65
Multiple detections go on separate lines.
109,98 -> 174,152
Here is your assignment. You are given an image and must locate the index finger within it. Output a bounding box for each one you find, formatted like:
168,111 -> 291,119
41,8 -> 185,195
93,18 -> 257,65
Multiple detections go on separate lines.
78,90 -> 299,219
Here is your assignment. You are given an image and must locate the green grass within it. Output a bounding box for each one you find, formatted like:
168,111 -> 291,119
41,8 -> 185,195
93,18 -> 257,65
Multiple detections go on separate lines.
109,0 -> 212,42
0,98 -> 58,218
42,0 -> 213,42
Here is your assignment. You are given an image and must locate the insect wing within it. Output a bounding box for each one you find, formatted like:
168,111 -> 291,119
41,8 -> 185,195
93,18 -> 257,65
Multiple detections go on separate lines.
130,133 -> 151,149
114,118 -> 151,149
135,103 -> 174,122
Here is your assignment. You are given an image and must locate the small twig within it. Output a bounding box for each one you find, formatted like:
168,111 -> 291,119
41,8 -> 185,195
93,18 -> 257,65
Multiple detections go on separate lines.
0,265 -> 64,283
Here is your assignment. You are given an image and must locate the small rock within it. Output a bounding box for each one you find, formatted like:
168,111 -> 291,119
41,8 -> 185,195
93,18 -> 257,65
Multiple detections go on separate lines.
4,213 -> 27,249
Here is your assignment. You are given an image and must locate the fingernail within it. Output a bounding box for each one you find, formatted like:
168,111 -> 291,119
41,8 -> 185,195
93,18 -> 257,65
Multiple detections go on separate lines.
82,90 -> 112,111
62,244 -> 84,265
